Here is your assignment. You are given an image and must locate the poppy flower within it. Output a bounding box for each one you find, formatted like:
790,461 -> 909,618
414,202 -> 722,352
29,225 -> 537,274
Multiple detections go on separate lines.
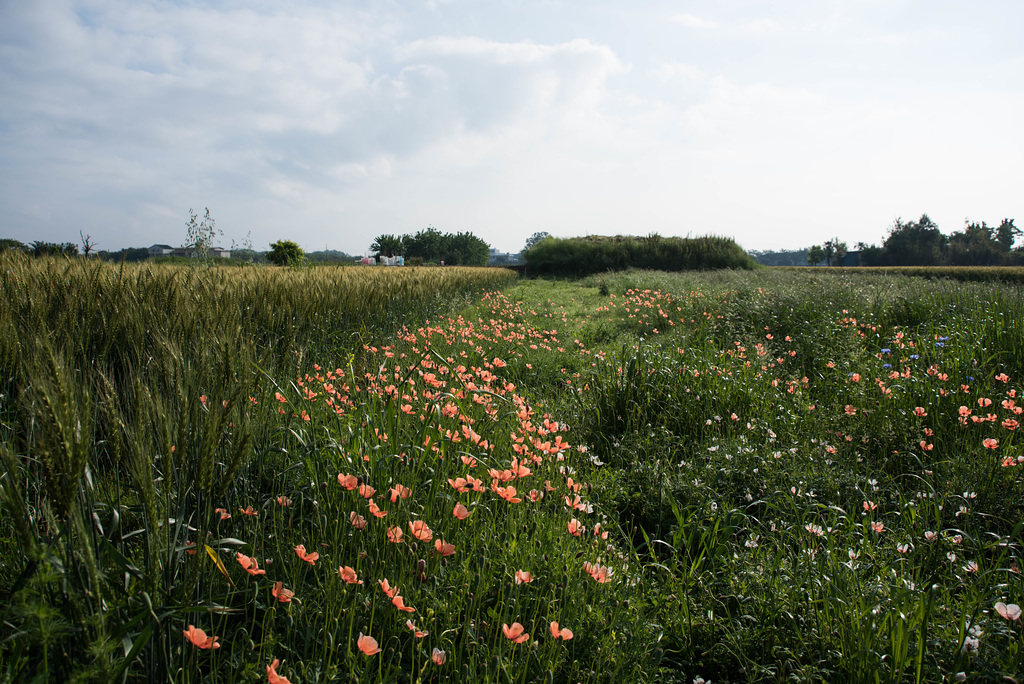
870,521 -> 884,534
215,507 -> 231,520
386,526 -> 404,543
549,621 -> 573,640
392,594 -> 415,612
568,519 -> 583,536
338,473 -> 358,490
358,483 -> 376,498
984,438 -> 999,449
502,622 -> 529,643
272,582 -> 295,603
493,484 -> 522,503
583,562 -> 613,583
267,658 -> 291,684
183,624 -> 220,650
357,632 -> 382,655
350,511 -> 367,529
995,602 -> 1022,621
294,544 -> 319,565
529,489 -> 544,502
276,496 -> 292,507
378,578 -> 398,598
239,505 -> 258,517
409,520 -> 433,542
389,484 -> 412,502
435,539 -> 455,557
405,619 -> 428,638
448,477 -> 471,493
452,503 -> 471,520
432,648 -> 446,665
368,499 -> 387,518
338,566 -> 362,584
514,570 -> 533,584
237,552 -> 266,576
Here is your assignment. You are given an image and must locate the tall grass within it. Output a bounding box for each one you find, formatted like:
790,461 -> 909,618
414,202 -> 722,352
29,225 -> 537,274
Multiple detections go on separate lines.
0,255 -> 516,682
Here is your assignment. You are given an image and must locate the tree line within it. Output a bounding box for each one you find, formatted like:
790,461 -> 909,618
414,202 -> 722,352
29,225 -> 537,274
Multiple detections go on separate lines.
370,227 -> 490,266
752,215 -> 1022,267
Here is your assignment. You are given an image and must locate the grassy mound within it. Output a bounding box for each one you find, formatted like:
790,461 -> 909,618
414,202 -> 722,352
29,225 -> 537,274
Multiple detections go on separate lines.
523,235 -> 757,277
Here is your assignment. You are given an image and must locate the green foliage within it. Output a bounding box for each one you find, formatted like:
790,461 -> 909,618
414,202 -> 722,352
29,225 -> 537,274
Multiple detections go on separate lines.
370,233 -> 404,258
524,231 -> 551,252
30,241 -> 79,257
0,239 -> 30,254
858,214 -> 1024,267
184,208 -> 221,260
267,239 -> 304,266
524,234 -> 757,276
401,227 -> 491,266
807,244 -> 825,265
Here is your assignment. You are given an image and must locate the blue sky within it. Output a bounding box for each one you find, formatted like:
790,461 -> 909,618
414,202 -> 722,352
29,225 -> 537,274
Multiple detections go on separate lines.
2,0 -> 1022,255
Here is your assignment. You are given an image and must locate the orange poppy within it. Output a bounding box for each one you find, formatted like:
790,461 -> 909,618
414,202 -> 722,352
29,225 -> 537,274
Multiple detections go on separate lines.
267,658 -> 291,684
236,552 -> 266,576
357,633 -> 382,655
549,621 -> 573,640
409,520 -> 433,542
272,582 -> 295,603
294,544 -> 319,565
502,622 -> 529,643
182,624 -> 220,650
338,566 -> 362,584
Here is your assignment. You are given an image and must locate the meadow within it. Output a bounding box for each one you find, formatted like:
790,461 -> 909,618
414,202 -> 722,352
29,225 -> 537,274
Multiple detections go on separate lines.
1,256 -> 1022,683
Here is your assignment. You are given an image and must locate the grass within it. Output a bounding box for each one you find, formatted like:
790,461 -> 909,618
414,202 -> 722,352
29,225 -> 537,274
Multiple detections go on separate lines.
1,260 -> 1023,682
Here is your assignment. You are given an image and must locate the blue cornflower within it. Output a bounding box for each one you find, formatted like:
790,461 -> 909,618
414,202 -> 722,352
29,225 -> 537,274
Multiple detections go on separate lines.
910,354 -> 919,360
880,348 -> 891,354
883,364 -> 892,369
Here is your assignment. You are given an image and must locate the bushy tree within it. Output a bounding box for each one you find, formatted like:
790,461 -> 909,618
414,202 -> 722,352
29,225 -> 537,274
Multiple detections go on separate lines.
268,240 -> 304,266
524,231 -> 551,252
807,245 -> 825,266
370,234 -> 404,258
31,241 -> 78,257
0,238 -> 29,253
881,215 -> 945,266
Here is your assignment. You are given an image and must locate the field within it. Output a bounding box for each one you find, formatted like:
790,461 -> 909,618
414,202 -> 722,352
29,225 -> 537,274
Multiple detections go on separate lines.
1,257 -> 1023,683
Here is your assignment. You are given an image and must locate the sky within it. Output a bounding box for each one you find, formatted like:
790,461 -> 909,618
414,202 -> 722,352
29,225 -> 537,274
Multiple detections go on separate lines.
2,1 -> 1022,255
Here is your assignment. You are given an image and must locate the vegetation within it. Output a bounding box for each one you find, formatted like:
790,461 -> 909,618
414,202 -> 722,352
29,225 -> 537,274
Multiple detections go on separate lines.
524,234 -> 757,276
2,257 -> 1024,682
268,240 -> 305,266
370,228 -> 491,266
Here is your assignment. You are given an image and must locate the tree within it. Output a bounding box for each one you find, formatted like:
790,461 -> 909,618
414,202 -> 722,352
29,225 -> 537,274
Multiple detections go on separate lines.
524,231 -> 551,252
0,238 -> 29,254
881,215 -> 945,266
31,241 -> 78,257
996,218 -> 1020,252
80,231 -> 96,257
807,245 -> 825,266
370,234 -> 404,258
444,231 -> 490,266
823,238 -> 848,266
268,240 -> 304,266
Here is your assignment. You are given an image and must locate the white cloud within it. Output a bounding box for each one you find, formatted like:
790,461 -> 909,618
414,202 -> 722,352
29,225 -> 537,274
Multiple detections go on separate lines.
669,13 -> 718,29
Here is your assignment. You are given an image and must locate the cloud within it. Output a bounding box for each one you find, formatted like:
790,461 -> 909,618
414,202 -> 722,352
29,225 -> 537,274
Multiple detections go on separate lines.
668,13 -> 718,29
